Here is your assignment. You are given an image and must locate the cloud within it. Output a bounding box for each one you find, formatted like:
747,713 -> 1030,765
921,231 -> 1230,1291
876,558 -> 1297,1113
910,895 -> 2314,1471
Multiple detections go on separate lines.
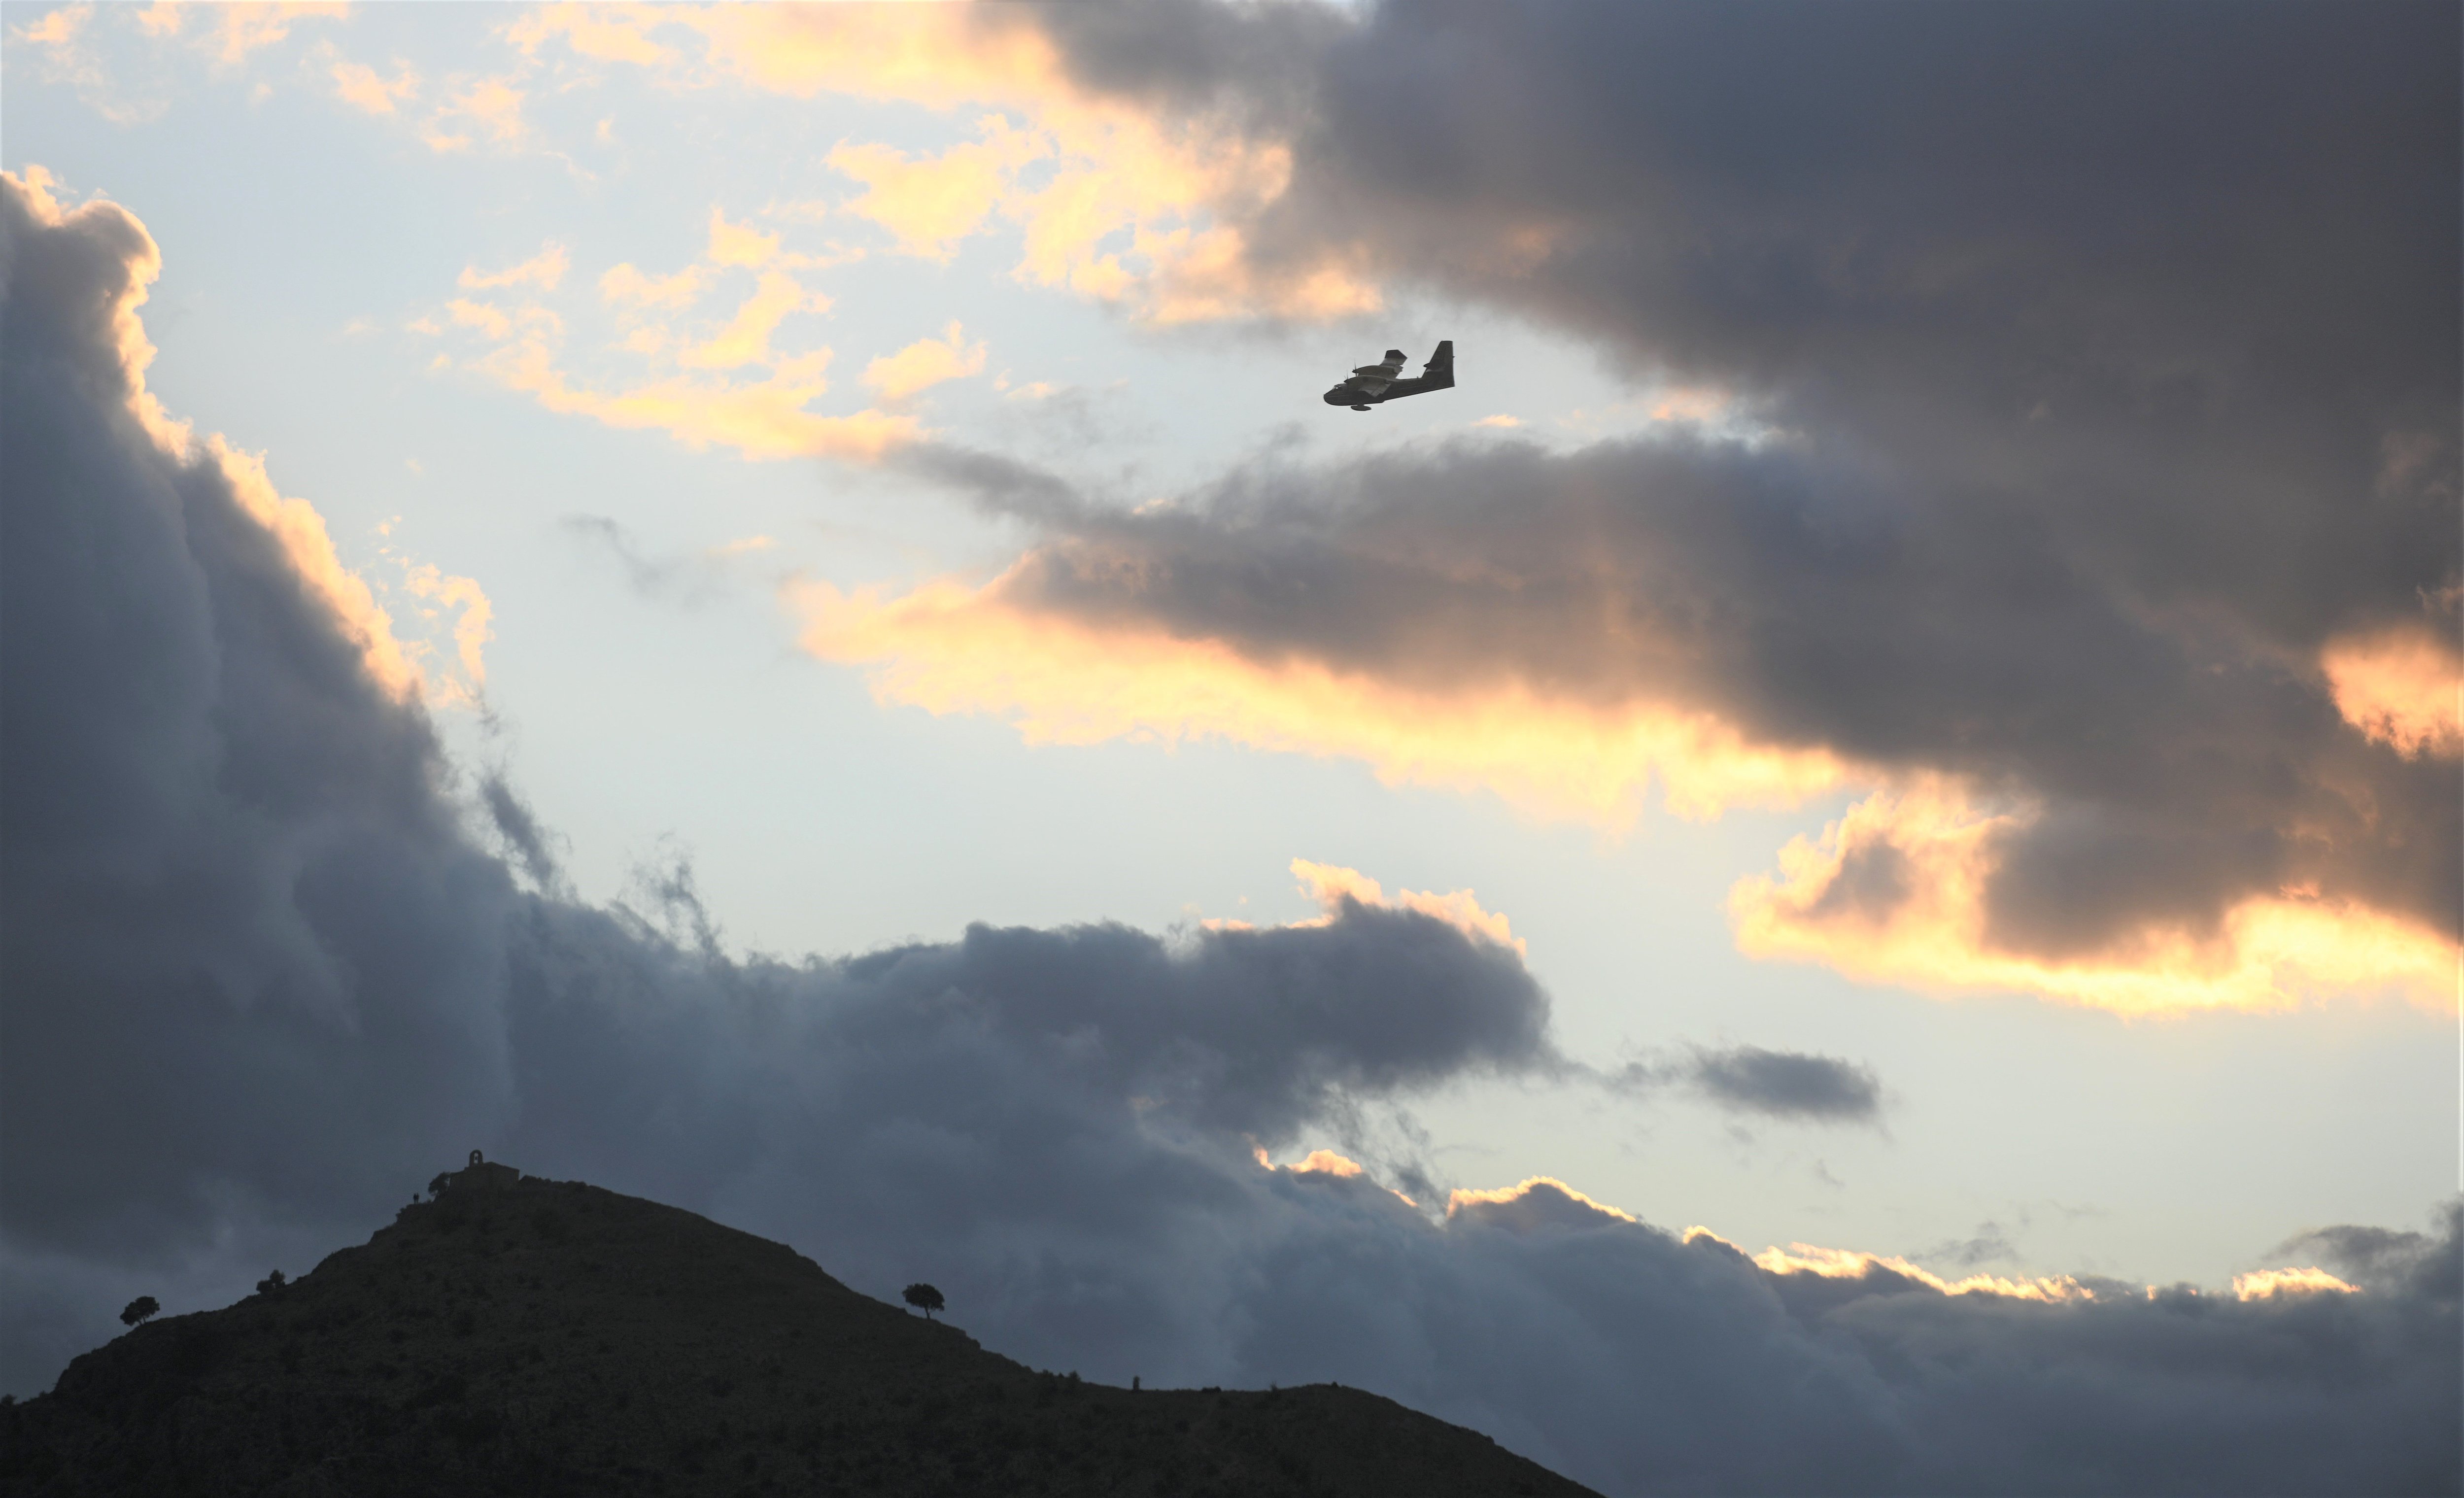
1448,1177 -> 1637,1230
326,56 -> 419,117
677,271 -> 824,371
13,4 -> 86,47
794,431 -> 2454,1011
2230,1265 -> 2359,1301
1729,783 -> 2456,1015
0,171 -> 479,710
790,558 -> 1849,826
1604,1042 -> 1883,1125
203,2 -> 344,67
430,208 -> 907,463
1682,1044 -> 1882,1123
503,2 -> 676,70
458,242 -> 568,293
862,321 -> 989,401
828,118 -> 1049,263
422,73 -> 527,153
439,291 -> 910,466
476,339 -> 914,463
704,206 -> 780,269
759,5 -> 2455,1015
599,260 -> 704,310
2322,624 -> 2463,759
1280,857 -> 1523,956
7,168 -> 2459,1498
8,4 -> 168,124
508,6 -> 1380,323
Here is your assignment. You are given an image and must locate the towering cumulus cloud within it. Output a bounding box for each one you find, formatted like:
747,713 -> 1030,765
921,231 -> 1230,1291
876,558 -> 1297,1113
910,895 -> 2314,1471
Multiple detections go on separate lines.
801,1 -> 2462,1015
2,172 -> 2456,1495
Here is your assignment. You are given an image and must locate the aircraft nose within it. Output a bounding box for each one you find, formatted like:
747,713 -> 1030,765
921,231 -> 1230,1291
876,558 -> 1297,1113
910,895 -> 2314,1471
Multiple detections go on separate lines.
1322,389 -> 1348,405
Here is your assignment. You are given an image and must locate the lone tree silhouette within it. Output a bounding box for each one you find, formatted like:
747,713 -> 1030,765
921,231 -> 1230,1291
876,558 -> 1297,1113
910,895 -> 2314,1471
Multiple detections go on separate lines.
255,1270 -> 286,1295
118,1296 -> 158,1329
902,1283 -> 945,1320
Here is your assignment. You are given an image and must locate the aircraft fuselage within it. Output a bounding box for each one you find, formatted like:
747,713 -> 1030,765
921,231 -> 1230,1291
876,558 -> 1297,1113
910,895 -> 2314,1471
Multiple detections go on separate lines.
1323,340 -> 1454,409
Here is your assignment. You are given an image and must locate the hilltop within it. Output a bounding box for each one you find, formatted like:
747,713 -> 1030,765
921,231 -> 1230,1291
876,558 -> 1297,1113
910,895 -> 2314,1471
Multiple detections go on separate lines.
1,1160 -> 1595,1497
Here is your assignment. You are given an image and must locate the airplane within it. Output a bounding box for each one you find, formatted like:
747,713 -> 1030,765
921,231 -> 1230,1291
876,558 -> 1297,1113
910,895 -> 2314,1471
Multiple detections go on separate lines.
1323,340 -> 1453,410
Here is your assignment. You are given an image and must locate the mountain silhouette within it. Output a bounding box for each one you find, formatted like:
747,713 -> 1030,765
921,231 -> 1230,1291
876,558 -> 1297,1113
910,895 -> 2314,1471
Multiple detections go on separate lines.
2,1159 -> 1596,1496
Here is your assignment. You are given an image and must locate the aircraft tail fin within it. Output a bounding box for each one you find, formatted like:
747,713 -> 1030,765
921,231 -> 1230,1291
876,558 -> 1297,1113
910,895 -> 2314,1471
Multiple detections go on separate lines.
1424,339 -> 1454,386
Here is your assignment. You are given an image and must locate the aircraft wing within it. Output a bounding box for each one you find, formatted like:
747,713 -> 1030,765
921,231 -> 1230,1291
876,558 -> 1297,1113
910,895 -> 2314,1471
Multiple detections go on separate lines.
1373,339 -> 1455,401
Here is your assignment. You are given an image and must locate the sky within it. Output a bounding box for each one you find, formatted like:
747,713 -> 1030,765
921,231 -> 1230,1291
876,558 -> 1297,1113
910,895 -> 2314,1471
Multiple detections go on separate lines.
1,4 -> 2458,1493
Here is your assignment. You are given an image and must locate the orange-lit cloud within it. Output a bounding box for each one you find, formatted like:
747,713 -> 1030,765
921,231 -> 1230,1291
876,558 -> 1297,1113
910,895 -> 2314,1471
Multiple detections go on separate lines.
329,58 -> 419,117
503,2 -> 677,69
1687,1228 -> 2105,1303
1448,1177 -> 1638,1224
1288,1149 -> 1366,1178
424,75 -> 526,153
863,321 -> 987,401
432,211 -> 914,463
2230,1266 -> 2360,1300
1204,859 -> 1524,956
705,206 -> 781,269
14,4 -> 85,48
1254,1147 -> 1420,1209
677,271 -> 823,371
509,6 -> 1383,324
210,436 -> 443,703
790,570 -> 1849,825
600,261 -> 705,310
398,562 -> 495,703
445,298 -> 523,340
1286,859 -> 1524,955
828,117 -> 1048,262
476,339 -> 914,463
459,242 -> 568,293
2322,625 -> 2462,759
204,2 -> 343,66
9,5 -> 166,123
1730,783 -> 2458,1015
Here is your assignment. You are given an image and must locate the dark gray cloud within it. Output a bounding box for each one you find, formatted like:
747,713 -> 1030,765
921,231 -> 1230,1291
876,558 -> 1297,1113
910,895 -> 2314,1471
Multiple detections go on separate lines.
948,432 -> 2455,957
480,771 -> 567,894
1685,1044 -> 1882,1123
4,173 -> 2458,1497
2275,1217 -> 2462,1302
1606,1042 -> 1885,1125
914,1 -> 2462,963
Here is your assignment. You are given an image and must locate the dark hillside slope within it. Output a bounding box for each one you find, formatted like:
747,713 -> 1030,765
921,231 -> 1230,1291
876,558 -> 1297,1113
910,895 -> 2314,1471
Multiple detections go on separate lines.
1,1160 -> 1596,1497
